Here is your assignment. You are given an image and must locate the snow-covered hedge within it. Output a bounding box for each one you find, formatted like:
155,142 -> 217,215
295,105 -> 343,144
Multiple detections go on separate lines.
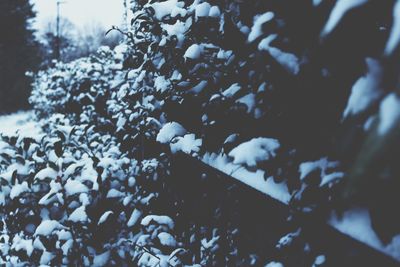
0,117 -> 179,265
1,0 -> 400,265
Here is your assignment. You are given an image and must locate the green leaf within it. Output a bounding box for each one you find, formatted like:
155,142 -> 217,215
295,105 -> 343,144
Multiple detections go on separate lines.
92,156 -> 100,168
0,153 -> 12,163
48,161 -> 59,172
69,126 -> 77,139
54,141 -> 64,158
11,170 -> 17,186
15,156 -> 25,165
55,130 -> 66,142
0,178 -> 9,186
23,138 -> 34,151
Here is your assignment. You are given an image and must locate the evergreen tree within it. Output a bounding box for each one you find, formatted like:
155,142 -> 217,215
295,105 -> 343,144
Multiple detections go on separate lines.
0,0 -> 40,112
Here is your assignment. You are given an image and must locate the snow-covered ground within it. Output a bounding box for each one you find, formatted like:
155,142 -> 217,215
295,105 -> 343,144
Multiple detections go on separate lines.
0,111 -> 41,138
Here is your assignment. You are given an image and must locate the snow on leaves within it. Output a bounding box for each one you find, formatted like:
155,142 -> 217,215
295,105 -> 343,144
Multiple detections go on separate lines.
1,0 -> 400,265
228,137 -> 280,168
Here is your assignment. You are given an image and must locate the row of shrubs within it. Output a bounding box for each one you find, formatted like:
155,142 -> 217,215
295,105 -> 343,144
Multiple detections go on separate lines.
1,0 -> 400,265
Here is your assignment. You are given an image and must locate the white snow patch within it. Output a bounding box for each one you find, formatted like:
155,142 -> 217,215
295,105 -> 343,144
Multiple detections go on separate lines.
248,12 -> 274,42
203,152 -> 291,204
217,49 -> 233,60
138,252 -> 160,266
40,251 -> 55,265
39,180 -> 64,205
188,80 -> 208,94
385,0 -> 400,55
209,6 -> 221,17
34,167 -> 58,181
223,133 -> 239,146
10,182 -> 30,199
201,236 -> 219,250
313,0 -> 324,6
150,0 -> 179,20
11,235 -> 34,257
141,215 -> 175,230
320,172 -> 344,186
170,134 -> 202,154
265,262 -> 284,267
33,237 -> 46,251
299,157 -> 340,180
184,44 -> 203,59
276,229 -> 301,249
170,6 -> 187,18
258,33 -> 277,50
363,115 -> 376,131
154,76 -> 171,93
321,0 -> 368,36
195,2 -> 211,19
329,208 -> 400,260
98,211 -> 113,225
343,58 -> 383,118
93,251 -> 110,267
157,122 -> 187,144
34,220 -> 66,236
158,232 -> 177,247
61,239 -> 73,256
127,209 -> 142,227
68,206 -> 88,223
116,116 -> 127,131
106,188 -> 125,198
268,47 -> 300,75
313,255 -> 326,266
378,93 -> 400,135
0,111 -> 41,138
222,83 -> 241,98
259,34 -> 300,75
80,192 -> 90,206
0,169 -> 16,184
56,230 -> 72,241
161,20 -> 191,47
236,93 -> 256,113
228,137 -> 280,168
64,179 -> 89,196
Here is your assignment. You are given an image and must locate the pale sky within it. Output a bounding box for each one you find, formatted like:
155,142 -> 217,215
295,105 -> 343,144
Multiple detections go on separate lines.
31,0 -> 125,31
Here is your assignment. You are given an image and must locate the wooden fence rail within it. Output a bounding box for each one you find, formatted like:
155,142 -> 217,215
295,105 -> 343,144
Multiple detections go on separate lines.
167,152 -> 400,267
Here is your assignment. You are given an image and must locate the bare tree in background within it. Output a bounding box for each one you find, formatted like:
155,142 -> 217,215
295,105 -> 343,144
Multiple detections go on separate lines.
76,22 -> 121,58
38,19 -> 121,66
39,17 -> 77,66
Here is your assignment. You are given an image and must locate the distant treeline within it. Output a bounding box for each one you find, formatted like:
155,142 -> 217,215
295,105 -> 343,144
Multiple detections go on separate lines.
0,0 -> 40,112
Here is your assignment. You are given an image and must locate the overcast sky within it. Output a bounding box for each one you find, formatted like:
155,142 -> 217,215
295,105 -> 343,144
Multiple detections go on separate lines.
32,0 -> 125,31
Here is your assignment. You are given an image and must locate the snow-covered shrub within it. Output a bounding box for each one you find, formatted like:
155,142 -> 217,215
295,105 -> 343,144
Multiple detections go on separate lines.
5,0 -> 399,265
